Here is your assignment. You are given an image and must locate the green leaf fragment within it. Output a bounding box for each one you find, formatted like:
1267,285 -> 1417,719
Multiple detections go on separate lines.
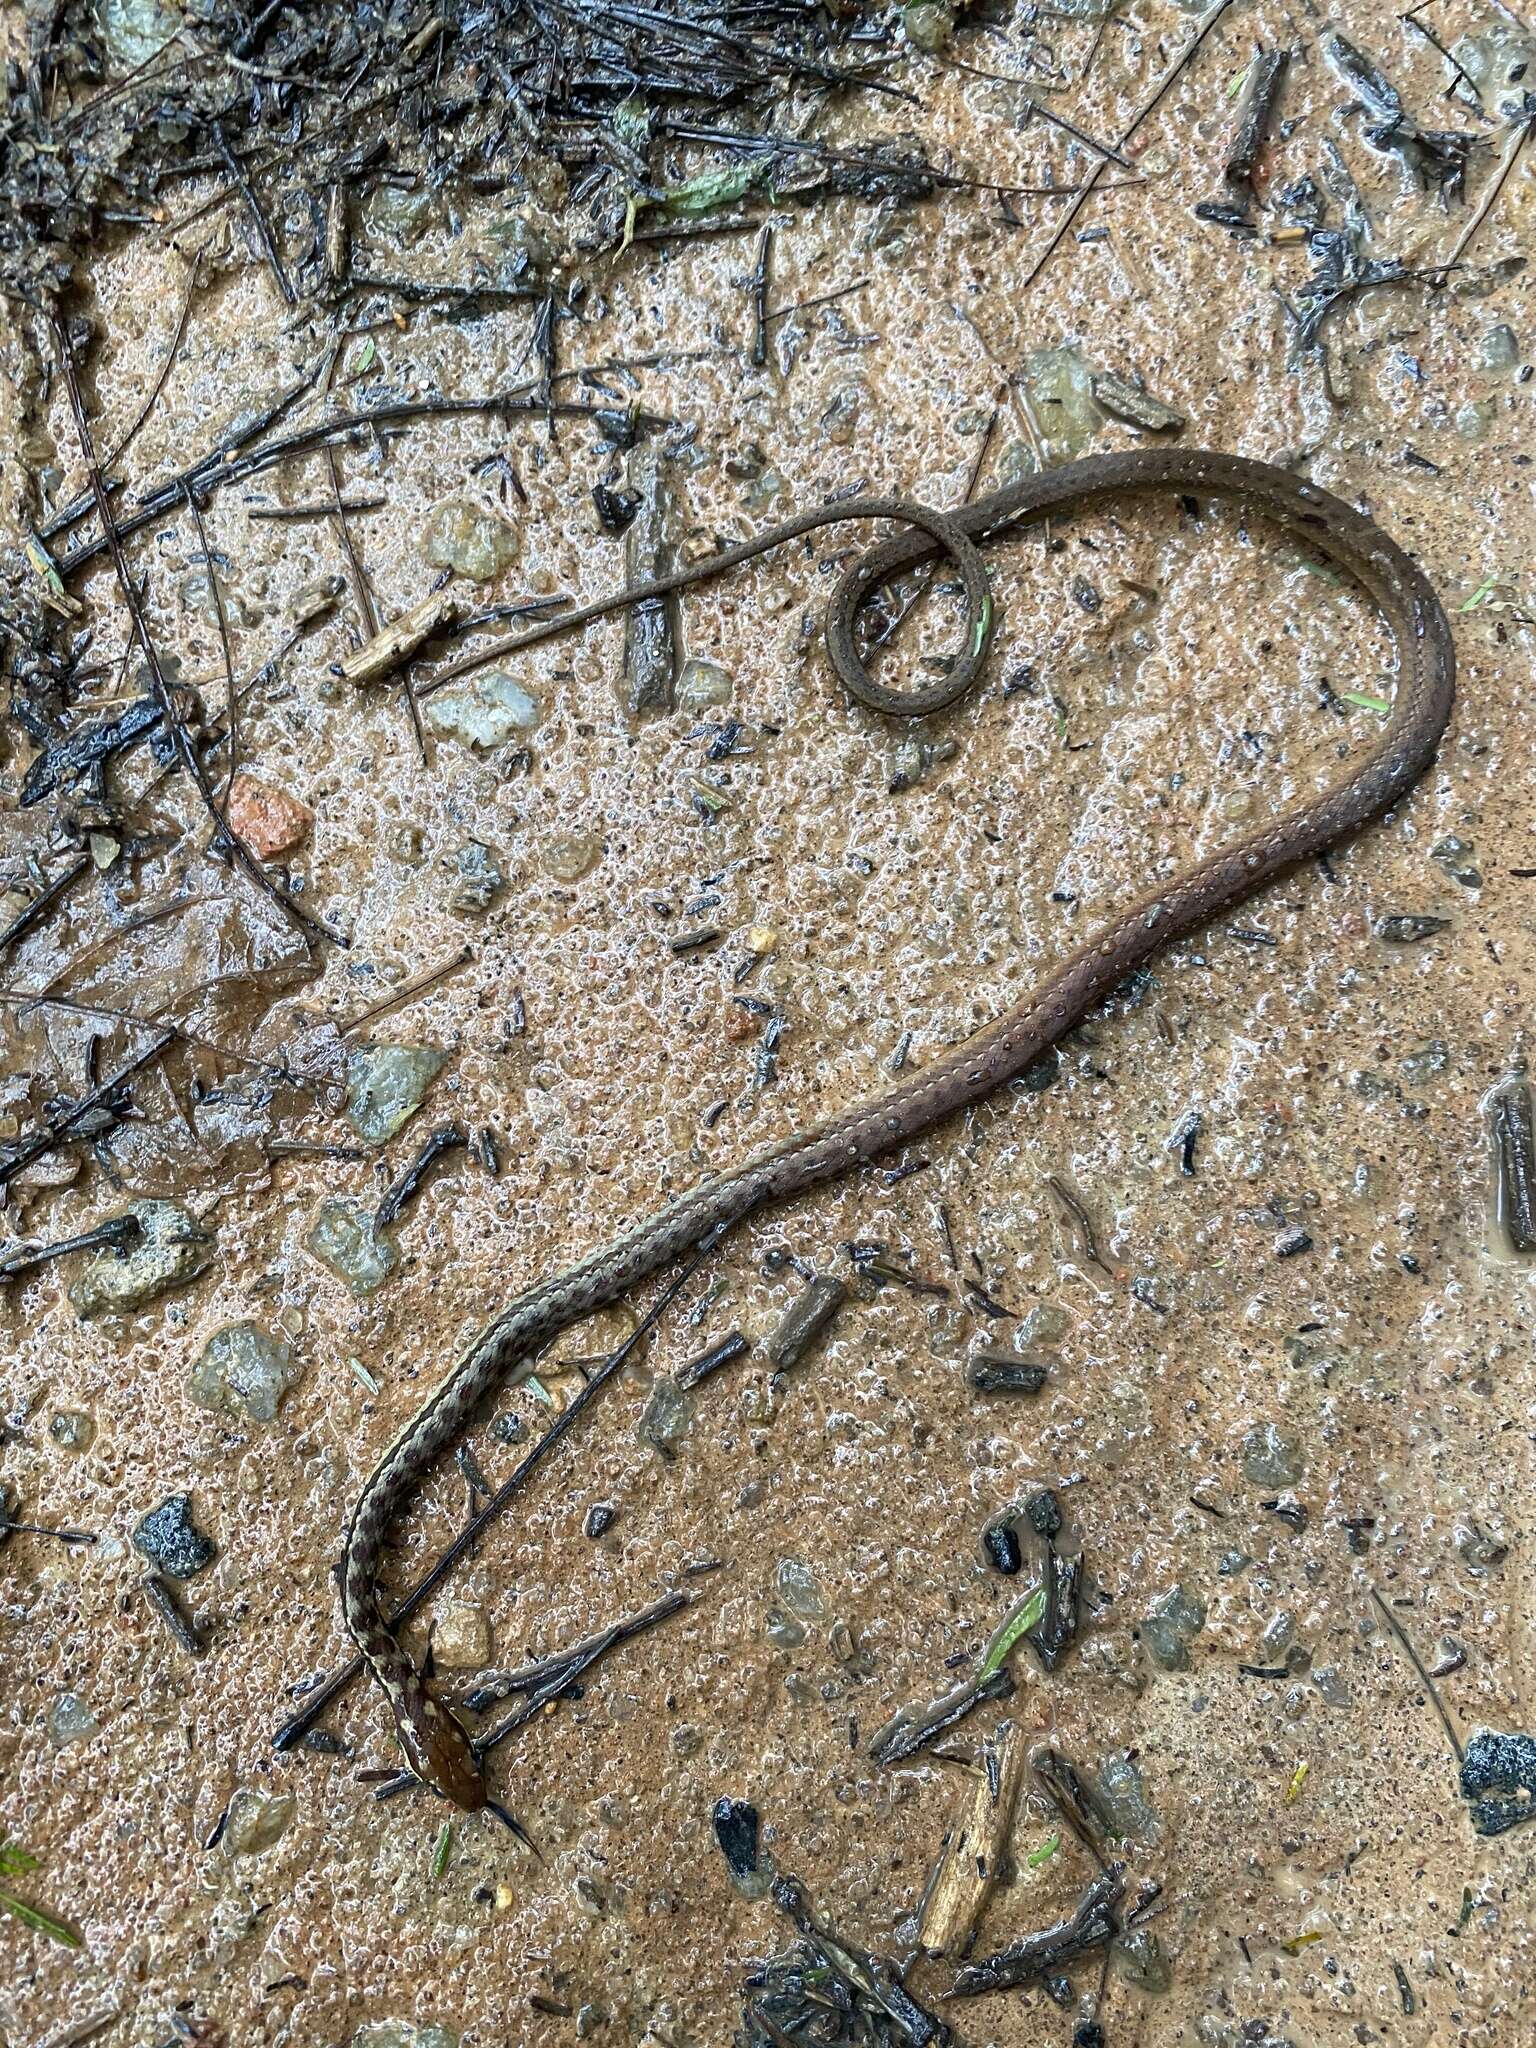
979,1584 -> 1046,1679
970,584 -> 994,657
649,162 -> 761,218
430,1821 -> 453,1880
0,1846 -> 82,1949
1026,1831 -> 1060,1868
1460,573 -> 1502,612
0,1891 -> 83,1947
1338,689 -> 1391,714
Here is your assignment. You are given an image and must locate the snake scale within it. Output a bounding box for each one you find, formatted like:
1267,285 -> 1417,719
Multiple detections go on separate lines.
338,449 -> 1455,1808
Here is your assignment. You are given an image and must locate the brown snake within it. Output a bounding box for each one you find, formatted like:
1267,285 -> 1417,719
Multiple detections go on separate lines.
339,449 -> 1455,1808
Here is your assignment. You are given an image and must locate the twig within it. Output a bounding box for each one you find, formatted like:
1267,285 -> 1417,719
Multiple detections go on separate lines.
472,1591 -> 692,1753
1434,110 -> 1533,274
51,317 -> 344,951
1015,0 -> 1236,295
1370,1584 -> 1464,1762
0,1029 -> 175,1196
750,222 -> 773,367
212,121 -> 295,303
182,484 -> 239,808
58,388 -> 661,575
340,943 -> 473,1034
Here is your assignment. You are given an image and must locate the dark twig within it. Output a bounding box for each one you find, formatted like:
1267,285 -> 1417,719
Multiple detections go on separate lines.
1015,0 -> 1236,295
0,1214 -> 142,1282
58,389 -> 660,574
212,121 -> 295,304
749,222 -> 772,367
182,484 -> 239,808
472,1591 -> 692,1752
340,943 -> 473,1034
0,1029 -> 175,1196
949,1862 -> 1126,1995
375,1124 -> 467,1230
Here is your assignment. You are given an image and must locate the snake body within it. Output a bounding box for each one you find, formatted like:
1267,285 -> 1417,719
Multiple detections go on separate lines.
339,450 -> 1455,1808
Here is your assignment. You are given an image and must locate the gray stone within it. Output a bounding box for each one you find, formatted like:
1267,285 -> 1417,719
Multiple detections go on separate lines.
1241,1420 -> 1305,1489
134,1492 -> 215,1579
99,0 -> 179,70
1143,1584 -> 1206,1671
1018,344 -> 1100,463
365,184 -> 436,247
1481,324 -> 1520,372
636,1376 -> 691,1456
68,1201 -> 214,1319
541,832 -> 600,883
676,657 -> 734,710
305,1197 -> 398,1296
774,1558 -> 826,1618
49,1410 -> 95,1452
1312,1664 -> 1353,1707
345,1044 -> 445,1144
188,1322 -> 295,1423
1095,1749 -> 1159,1838
1112,1926 -> 1172,1993
451,840 -> 506,912
47,1692 -> 100,1747
765,1610 -> 808,1650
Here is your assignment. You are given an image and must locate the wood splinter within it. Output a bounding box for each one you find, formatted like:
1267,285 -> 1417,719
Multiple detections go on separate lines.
916,1714 -> 1029,1957
338,584 -> 462,687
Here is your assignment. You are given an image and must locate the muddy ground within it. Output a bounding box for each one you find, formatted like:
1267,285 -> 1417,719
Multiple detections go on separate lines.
3,3 -> 1535,2045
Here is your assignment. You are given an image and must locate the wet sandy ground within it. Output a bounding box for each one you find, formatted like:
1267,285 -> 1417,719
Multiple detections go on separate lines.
3,3 -> 1536,2044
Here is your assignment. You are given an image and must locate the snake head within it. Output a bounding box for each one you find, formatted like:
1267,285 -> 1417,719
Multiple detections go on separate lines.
395,1688 -> 486,1811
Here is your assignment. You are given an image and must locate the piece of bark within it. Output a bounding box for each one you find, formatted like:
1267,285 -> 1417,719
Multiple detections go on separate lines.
621,440 -> 676,715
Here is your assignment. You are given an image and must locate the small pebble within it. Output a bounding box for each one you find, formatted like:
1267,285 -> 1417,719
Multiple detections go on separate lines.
1241,1421 -> 1305,1488
1375,912 -> 1451,944
422,497 -> 520,581
68,1200 -> 214,1319
1095,1750 -> 1160,1837
223,1788 -> 297,1855
432,1603 -> 492,1669
1111,1926 -> 1172,1994
774,1558 -> 826,1618
305,1197 -> 398,1296
676,657 -> 733,710
225,773 -> 313,859
187,1321 -> 295,1423
133,1491 -> 215,1579
636,1376 -> 691,1456
541,831 -> 601,883
584,1502 -> 617,1539
46,1691 -> 100,1748
1142,1583 -> 1206,1671
425,671 -> 541,751
49,1410 -> 95,1452
451,839 -> 507,912
365,183 -> 435,246
345,1043 -> 445,1145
